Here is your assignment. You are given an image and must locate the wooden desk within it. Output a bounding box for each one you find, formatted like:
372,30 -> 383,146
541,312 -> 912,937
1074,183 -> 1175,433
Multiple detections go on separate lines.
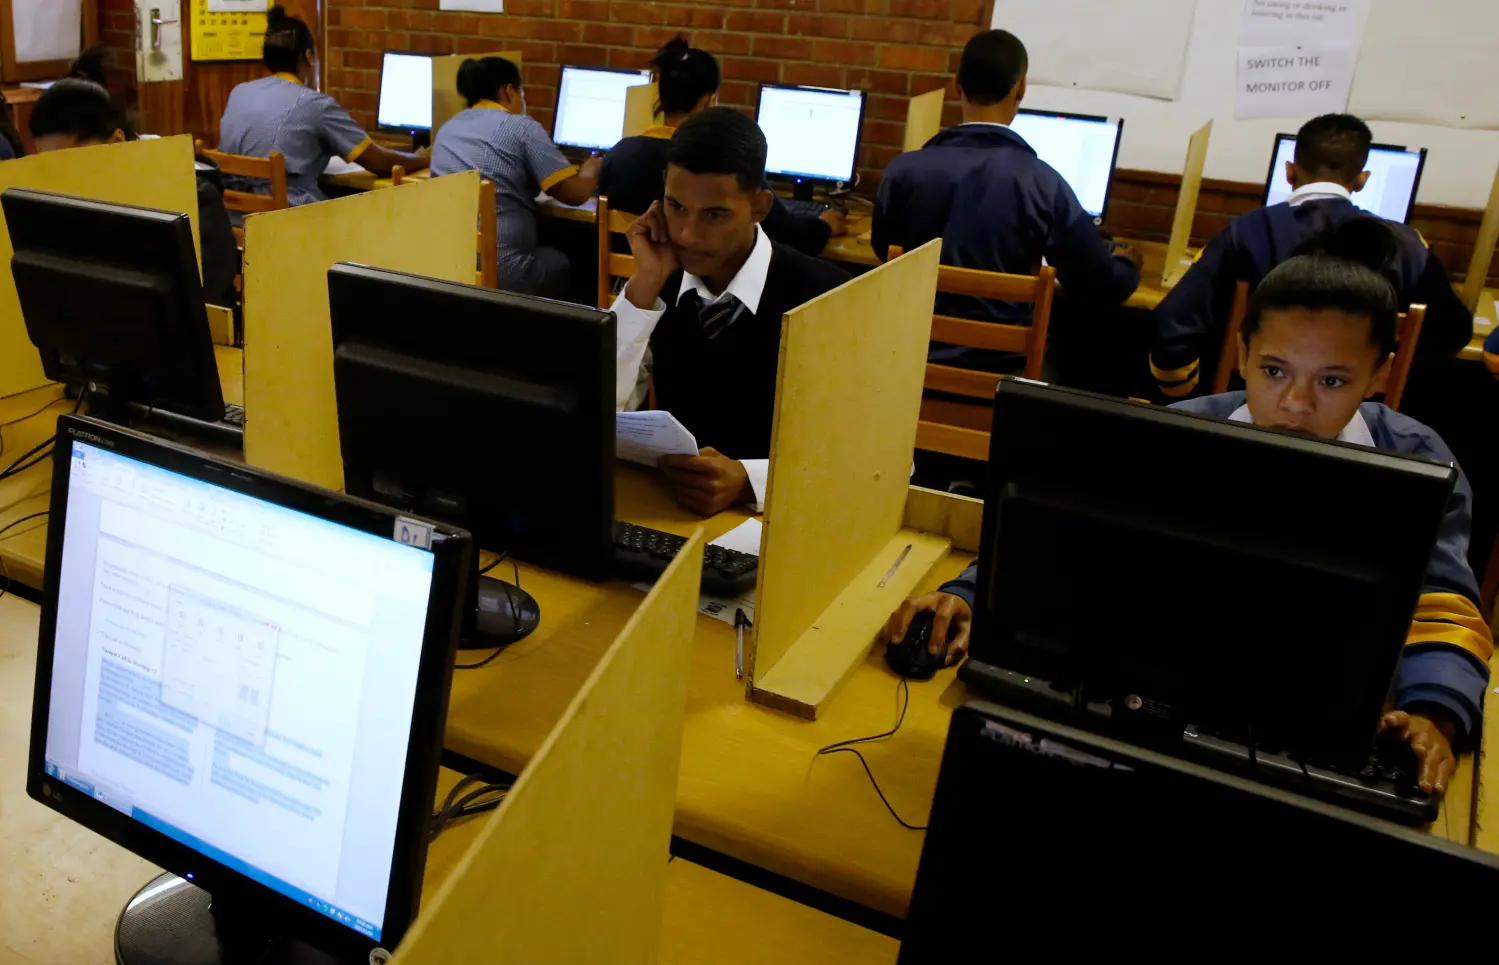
0,594 -> 894,964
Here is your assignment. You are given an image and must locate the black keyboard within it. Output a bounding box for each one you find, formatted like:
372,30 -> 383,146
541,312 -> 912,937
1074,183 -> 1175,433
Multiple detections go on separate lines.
781,198 -> 830,220
613,522 -> 758,598
223,403 -> 245,427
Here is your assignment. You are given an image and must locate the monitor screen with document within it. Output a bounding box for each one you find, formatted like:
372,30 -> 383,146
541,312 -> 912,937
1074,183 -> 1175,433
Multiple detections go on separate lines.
377,51 -> 435,132
1262,133 -> 1427,223
755,83 -> 866,186
1009,109 -> 1124,222
552,66 -> 652,152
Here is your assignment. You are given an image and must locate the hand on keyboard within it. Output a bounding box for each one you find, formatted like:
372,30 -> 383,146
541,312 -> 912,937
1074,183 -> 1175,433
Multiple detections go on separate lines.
1378,709 -> 1457,795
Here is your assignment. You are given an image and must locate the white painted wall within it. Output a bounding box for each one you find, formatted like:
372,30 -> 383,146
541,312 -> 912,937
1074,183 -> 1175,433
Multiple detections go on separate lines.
1005,0 -> 1499,209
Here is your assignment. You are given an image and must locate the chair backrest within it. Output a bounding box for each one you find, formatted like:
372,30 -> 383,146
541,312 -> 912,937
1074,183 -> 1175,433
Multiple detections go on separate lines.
195,140 -> 289,215
1214,279 -> 1425,411
595,195 -> 637,309
391,165 -> 407,185
478,179 -> 498,289
889,245 -> 1056,462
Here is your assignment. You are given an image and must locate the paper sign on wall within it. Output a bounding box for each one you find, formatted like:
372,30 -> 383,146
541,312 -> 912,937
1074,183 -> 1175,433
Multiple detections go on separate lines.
1236,0 -> 1367,120
12,0 -> 82,63
439,0 -> 504,10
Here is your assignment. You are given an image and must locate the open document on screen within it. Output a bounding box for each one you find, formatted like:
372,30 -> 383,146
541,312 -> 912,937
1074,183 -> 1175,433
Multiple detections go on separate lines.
43,442 -> 438,941
758,86 -> 863,183
1008,113 -> 1120,219
1264,138 -> 1424,222
553,67 -> 651,152
378,53 -> 433,130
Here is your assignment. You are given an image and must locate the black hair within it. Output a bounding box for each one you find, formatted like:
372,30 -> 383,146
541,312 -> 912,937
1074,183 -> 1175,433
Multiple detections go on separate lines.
1293,113 -> 1373,185
455,56 -> 522,107
651,35 -> 720,117
957,29 -> 1027,106
263,4 -> 314,75
68,44 -> 109,87
667,107 -> 766,193
30,78 -> 136,144
1241,217 -> 1400,358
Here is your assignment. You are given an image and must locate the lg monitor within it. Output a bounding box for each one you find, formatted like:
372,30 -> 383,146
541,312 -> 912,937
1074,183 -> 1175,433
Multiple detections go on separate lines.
1262,133 -> 1427,223
328,263 -> 615,647
28,415 -> 469,962
551,65 -> 652,153
377,51 -> 436,137
754,83 -> 866,200
1009,108 -> 1125,223
2,188 -> 237,444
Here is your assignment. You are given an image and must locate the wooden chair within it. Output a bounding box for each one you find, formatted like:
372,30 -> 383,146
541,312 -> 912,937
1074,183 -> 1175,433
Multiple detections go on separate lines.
399,168 -> 498,288
889,245 -> 1056,462
1213,279 -> 1426,411
596,195 -> 636,309
194,140 -> 289,247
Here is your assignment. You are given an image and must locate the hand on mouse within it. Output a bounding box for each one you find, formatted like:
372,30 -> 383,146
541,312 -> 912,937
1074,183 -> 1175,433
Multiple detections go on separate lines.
1379,708 -> 1457,795
885,592 -> 973,666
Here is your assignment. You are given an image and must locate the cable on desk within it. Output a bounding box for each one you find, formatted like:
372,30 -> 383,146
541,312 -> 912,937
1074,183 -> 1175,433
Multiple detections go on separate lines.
429,773 -> 511,840
0,393 -> 71,460
814,678 -> 928,832
0,510 -> 48,602
0,434 -> 55,482
455,552 -> 523,671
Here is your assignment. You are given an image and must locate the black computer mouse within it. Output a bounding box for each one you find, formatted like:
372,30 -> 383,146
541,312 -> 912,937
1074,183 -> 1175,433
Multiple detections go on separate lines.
884,611 -> 948,681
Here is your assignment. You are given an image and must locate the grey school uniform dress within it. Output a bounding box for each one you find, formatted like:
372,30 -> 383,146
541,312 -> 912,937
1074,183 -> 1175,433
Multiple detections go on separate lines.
430,100 -> 579,297
218,73 -> 373,207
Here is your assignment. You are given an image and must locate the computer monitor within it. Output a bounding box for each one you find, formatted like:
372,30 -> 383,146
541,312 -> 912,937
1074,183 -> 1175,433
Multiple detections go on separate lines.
1262,133 -> 1428,223
754,83 -> 866,200
900,700 -> 1499,955
551,65 -> 652,152
3,187 -> 232,439
961,378 -> 1454,770
329,263 -> 615,647
377,51 -> 435,136
28,415 -> 469,961
1009,108 -> 1124,223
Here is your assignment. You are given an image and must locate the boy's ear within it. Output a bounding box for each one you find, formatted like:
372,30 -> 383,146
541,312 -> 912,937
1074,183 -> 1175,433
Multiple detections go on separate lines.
1369,352 -> 1394,397
1236,336 -> 1250,375
1351,170 -> 1372,192
750,187 -> 774,224
1013,76 -> 1027,104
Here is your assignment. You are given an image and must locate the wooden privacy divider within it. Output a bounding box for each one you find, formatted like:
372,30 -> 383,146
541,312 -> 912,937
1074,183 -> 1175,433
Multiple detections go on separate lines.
747,240 -> 946,719
393,531 -> 704,964
624,82 -> 661,138
0,136 -> 201,398
903,88 -> 944,153
1463,161 -> 1499,310
241,171 -> 481,490
1162,120 -> 1212,289
432,51 -> 522,138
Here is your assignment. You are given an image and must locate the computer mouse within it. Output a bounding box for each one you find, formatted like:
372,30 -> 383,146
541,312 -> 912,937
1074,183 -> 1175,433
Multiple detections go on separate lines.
884,612 -> 948,681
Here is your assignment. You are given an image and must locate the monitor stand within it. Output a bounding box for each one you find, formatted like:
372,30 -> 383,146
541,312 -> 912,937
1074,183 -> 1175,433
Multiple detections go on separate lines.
115,873 -> 375,965
462,571 -> 540,650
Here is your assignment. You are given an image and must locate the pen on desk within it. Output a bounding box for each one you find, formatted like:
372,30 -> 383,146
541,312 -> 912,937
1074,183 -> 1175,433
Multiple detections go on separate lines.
878,543 -> 913,588
734,607 -> 749,680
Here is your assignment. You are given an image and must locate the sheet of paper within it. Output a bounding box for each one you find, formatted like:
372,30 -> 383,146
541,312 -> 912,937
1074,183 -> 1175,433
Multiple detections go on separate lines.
12,0 -> 81,64
635,582 -> 754,627
440,0 -> 504,10
1348,0 -> 1499,129
709,519 -> 762,558
1236,43 -> 1357,119
616,410 -> 698,467
1239,0 -> 1367,47
323,157 -> 369,178
207,0 -> 268,11
989,0 -> 1196,100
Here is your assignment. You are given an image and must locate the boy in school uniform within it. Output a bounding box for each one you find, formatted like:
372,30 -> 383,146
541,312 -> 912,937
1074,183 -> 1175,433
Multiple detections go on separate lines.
888,221 -> 1493,796
612,108 -> 849,516
1151,113 -> 1473,398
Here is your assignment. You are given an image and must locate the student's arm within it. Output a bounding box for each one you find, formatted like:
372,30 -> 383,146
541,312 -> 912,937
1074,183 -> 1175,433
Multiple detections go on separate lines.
608,202 -> 677,410
1043,181 -> 1140,304
359,141 -> 430,177
547,155 -> 601,206
195,173 -> 241,308
883,563 -> 976,665
518,118 -> 598,206
1150,228 -> 1238,398
315,98 -> 426,176
1485,327 -> 1499,378
761,195 -> 835,256
1407,250 -> 1475,357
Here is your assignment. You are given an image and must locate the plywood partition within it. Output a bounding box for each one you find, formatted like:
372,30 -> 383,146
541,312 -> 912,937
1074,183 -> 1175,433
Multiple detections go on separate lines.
1463,161 -> 1499,310
748,240 -> 949,719
432,51 -> 523,138
624,82 -> 661,138
0,135 -> 201,398
241,171 -> 481,490
393,531 -> 704,965
903,89 -> 944,153
1162,120 -> 1212,289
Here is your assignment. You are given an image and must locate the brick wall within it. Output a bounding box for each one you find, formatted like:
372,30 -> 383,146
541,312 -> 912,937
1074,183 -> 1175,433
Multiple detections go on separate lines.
324,0 -> 989,188
94,0 -> 141,102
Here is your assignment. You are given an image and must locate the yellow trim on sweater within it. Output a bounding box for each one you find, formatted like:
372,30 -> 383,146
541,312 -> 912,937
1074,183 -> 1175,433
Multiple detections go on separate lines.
641,125 -> 676,140
540,165 -> 580,192
1408,591 -> 1495,662
344,135 -> 373,164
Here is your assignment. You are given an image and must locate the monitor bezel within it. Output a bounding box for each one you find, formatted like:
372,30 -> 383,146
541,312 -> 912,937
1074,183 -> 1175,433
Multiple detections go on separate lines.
754,82 -> 869,188
26,415 -> 470,960
1260,132 -> 1429,224
1012,107 -> 1126,224
376,50 -> 438,134
550,64 -> 654,153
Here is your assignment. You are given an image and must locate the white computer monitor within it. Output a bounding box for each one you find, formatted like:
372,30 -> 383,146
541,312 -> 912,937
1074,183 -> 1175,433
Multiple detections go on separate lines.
755,84 -> 866,187
1009,109 -> 1124,222
552,66 -> 652,152
377,51 -> 435,132
1262,133 -> 1428,224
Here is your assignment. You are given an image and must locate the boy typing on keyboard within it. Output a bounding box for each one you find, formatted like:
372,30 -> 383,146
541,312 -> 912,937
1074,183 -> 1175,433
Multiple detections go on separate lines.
888,219 -> 1494,795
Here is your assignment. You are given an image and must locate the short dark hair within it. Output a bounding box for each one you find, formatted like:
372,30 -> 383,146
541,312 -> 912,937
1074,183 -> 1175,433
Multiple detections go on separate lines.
456,56 -> 522,107
667,107 -> 766,192
30,78 -> 135,143
957,30 -> 1027,106
1293,114 -> 1373,185
1242,217 -> 1400,358
262,5 -> 314,75
651,36 -> 720,116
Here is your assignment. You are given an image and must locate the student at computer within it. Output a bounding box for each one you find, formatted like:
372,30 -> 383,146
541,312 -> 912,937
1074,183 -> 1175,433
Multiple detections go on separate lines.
430,55 -> 599,298
612,108 -> 849,516
218,6 -> 427,208
1151,114 -> 1473,398
598,36 -> 846,255
889,220 -> 1492,796
28,78 -> 240,310
872,30 -> 1142,329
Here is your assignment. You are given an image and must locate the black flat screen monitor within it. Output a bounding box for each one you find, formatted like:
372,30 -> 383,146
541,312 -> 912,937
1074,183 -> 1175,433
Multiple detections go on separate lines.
754,83 -> 866,198
377,51 -> 436,134
1262,132 -> 1428,223
1009,108 -> 1124,223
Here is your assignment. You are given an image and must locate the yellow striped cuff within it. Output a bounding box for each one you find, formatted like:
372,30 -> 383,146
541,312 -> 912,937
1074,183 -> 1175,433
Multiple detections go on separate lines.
345,135 -> 373,164
540,165 -> 580,192
1408,591 -> 1495,663
1150,356 -> 1199,383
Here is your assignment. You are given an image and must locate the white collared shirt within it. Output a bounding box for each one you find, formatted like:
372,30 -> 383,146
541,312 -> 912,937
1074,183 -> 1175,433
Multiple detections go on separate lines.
1227,403 -> 1376,448
955,121 -> 1011,130
610,226 -> 773,510
1285,181 -> 1353,207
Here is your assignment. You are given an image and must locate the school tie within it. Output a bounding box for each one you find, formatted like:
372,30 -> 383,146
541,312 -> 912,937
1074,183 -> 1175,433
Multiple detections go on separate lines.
678,289 -> 746,341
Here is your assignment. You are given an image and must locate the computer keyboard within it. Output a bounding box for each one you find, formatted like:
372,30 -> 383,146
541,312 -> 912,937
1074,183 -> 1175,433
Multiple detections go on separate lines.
223,404 -> 245,427
613,522 -> 758,598
781,198 -> 831,221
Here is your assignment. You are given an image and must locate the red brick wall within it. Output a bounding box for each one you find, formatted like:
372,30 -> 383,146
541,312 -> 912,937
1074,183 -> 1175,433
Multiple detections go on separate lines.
93,0 -> 141,102
324,0 -> 988,188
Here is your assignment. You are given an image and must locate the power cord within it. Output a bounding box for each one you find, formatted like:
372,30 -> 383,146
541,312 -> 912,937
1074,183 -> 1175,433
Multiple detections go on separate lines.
0,392 -> 70,460
429,773 -> 511,840
815,678 -> 928,832
0,434 -> 56,482
0,510 -> 49,602
455,552 -> 523,671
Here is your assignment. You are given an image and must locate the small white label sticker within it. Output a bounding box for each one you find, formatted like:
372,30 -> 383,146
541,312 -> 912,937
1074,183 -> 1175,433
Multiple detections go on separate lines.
393,517 -> 433,549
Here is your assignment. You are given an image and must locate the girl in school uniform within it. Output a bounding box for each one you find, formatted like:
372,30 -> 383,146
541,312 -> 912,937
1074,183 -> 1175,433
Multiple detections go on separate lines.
217,5 -> 426,207
430,56 -> 599,298
598,36 -> 846,254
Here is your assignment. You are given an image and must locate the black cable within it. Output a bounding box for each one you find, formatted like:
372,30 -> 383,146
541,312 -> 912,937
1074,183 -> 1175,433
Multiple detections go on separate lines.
0,434 -> 55,481
455,553 -> 524,670
815,678 -> 927,832
0,394 -> 70,461
0,510 -> 48,603
429,773 -> 511,840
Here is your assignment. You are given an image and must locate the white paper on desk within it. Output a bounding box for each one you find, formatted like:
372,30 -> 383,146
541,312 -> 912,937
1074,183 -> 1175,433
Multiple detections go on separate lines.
633,582 -> 754,627
440,0 -> 504,11
12,0 -> 81,64
710,519 -> 762,557
323,157 -> 370,178
616,410 -> 698,466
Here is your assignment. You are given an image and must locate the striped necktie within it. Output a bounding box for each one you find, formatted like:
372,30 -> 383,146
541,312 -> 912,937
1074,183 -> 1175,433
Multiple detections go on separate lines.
679,289 -> 746,341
